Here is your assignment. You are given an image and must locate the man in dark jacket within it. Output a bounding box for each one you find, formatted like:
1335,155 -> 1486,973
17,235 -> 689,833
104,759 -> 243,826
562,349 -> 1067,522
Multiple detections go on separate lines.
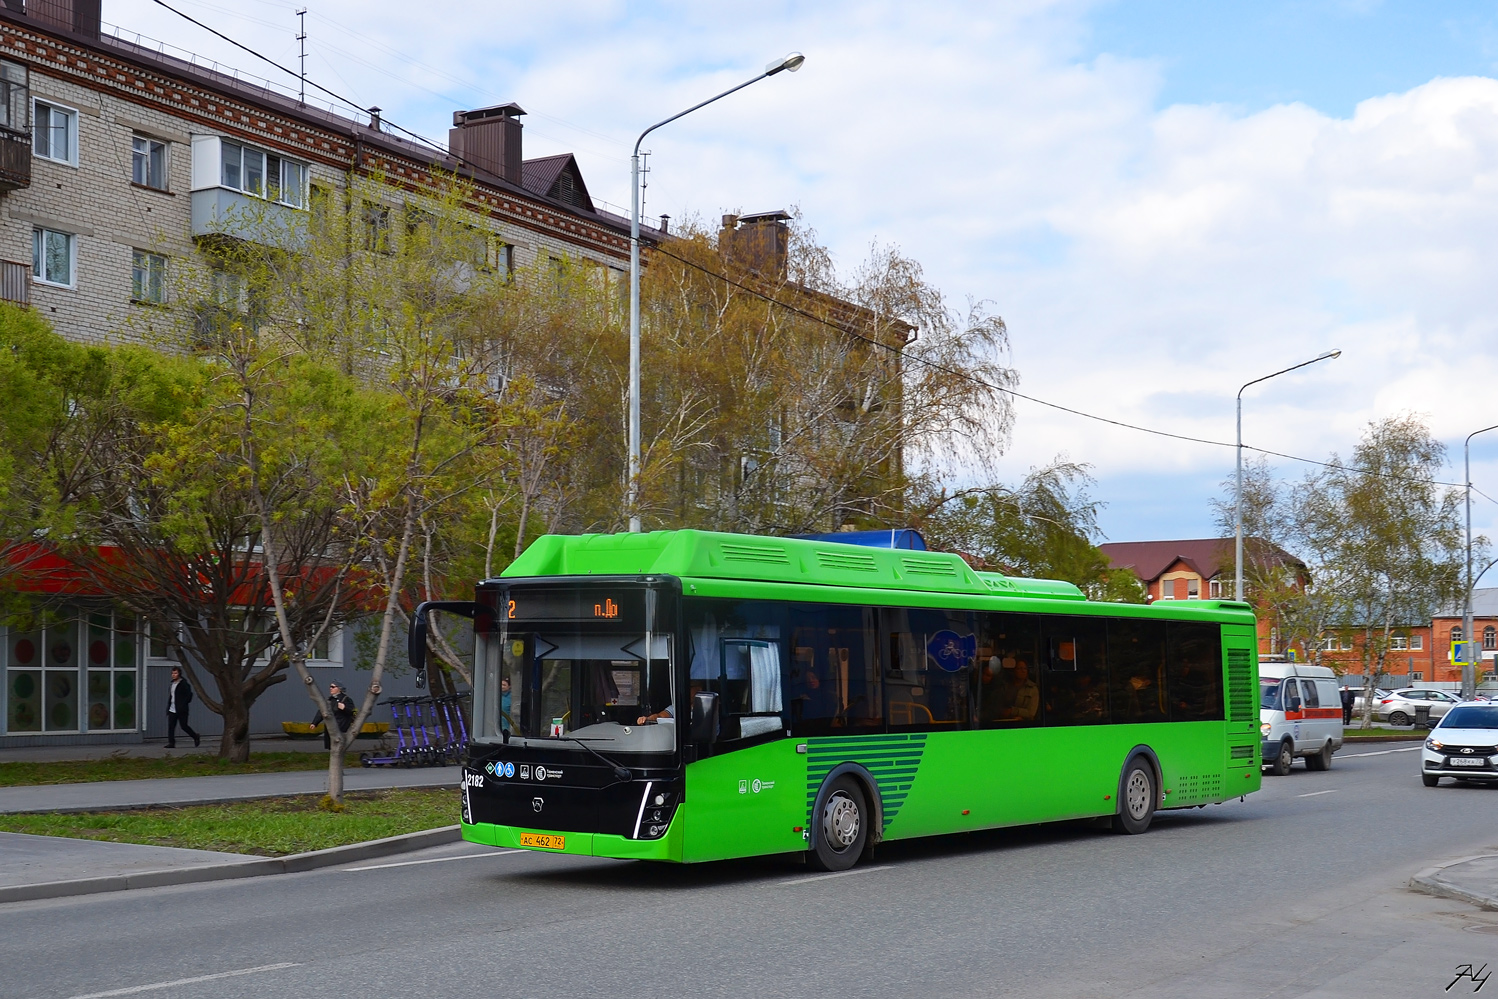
313,682 -> 356,750
1341,685 -> 1356,725
166,665 -> 200,748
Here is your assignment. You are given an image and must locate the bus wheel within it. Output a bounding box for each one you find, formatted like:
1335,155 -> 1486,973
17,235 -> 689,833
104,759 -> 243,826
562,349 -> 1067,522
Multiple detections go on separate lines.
1269,740 -> 1294,776
1305,742 -> 1332,771
809,776 -> 868,872
1112,758 -> 1157,835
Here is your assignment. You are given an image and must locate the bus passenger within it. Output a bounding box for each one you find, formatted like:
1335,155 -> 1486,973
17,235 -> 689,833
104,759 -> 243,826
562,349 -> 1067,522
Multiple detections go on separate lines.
1005,661 -> 1039,722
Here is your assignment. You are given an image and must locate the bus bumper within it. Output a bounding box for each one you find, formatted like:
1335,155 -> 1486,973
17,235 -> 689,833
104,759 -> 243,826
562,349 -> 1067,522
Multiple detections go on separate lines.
460,805 -> 686,862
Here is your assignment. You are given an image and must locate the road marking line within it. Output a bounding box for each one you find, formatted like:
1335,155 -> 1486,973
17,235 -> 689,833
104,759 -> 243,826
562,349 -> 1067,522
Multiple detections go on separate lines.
66,963 -> 300,999
780,865 -> 892,886
344,849 -> 523,872
1297,789 -> 1338,798
1341,746 -> 1422,758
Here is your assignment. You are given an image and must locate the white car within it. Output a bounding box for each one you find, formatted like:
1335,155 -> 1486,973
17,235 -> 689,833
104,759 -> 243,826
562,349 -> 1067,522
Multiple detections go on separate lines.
1376,688 -> 1461,726
1420,704 -> 1498,786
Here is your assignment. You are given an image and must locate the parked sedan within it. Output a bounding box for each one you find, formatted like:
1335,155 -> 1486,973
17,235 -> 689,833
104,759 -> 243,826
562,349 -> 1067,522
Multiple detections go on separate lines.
1376,688 -> 1461,726
1421,704 -> 1498,786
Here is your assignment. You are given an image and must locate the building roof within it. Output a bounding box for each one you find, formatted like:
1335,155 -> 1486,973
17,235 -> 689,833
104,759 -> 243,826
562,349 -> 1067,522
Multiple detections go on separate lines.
1435,587 -> 1498,618
520,153 -> 593,212
1097,539 -> 1234,582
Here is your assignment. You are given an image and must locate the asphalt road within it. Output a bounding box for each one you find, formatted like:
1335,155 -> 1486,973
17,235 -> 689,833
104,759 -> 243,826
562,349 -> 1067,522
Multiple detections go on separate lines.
6,746 -> 1498,999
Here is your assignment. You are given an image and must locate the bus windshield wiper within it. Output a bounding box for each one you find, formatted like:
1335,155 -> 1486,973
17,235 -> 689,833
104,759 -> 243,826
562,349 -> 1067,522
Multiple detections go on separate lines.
554,736 -> 632,783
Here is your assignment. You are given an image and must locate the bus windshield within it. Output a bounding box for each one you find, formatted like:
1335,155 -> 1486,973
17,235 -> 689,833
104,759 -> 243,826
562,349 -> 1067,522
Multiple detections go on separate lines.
474,585 -> 676,753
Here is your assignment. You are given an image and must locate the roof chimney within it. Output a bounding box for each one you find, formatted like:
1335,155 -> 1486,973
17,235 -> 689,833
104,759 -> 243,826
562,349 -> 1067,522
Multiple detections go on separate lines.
719,210 -> 791,280
368,107 -> 382,132
450,103 -> 526,185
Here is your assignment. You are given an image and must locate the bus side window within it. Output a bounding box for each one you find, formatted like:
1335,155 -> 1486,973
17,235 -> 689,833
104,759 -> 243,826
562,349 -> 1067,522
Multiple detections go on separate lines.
1167,622 -> 1225,721
975,613 -> 1041,727
882,607 -> 975,731
685,598 -> 786,738
787,604 -> 881,736
1042,616 -> 1108,726
1108,619 -> 1168,724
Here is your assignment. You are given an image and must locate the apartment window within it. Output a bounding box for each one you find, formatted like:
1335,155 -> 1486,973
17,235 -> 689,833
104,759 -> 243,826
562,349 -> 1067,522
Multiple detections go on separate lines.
1391,635 -> 1408,651
221,139 -> 306,208
131,135 -> 168,190
1208,578 -> 1221,598
1412,672 -> 1424,681
33,99 -> 77,164
32,227 -> 74,287
362,203 -> 390,253
1452,626 -> 1464,645
1411,634 -> 1423,651
131,250 -> 167,305
1485,626 -> 1496,651
1317,636 -> 1338,652
0,59 -> 28,133
1157,580 -> 1174,600
1187,579 -> 1199,599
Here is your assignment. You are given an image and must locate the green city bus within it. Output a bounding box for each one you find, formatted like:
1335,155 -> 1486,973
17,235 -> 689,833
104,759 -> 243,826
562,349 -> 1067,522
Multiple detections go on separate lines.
411,530 -> 1262,872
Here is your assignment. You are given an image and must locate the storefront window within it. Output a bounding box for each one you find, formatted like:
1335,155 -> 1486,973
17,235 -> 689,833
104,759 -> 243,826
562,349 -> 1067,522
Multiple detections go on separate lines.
6,608 -> 140,735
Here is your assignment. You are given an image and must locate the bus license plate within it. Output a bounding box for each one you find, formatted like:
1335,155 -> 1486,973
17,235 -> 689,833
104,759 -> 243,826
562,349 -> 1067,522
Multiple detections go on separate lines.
1447,758 -> 1486,767
520,833 -> 566,849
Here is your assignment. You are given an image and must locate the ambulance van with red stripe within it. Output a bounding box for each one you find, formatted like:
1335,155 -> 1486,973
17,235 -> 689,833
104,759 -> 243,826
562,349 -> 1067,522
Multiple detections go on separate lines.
1259,662 -> 1343,775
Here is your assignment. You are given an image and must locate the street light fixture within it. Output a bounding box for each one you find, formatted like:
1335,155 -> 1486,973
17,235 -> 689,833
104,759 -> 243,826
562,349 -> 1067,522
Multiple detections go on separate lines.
626,53 -> 806,532
1462,425 -> 1498,698
1235,349 -> 1342,603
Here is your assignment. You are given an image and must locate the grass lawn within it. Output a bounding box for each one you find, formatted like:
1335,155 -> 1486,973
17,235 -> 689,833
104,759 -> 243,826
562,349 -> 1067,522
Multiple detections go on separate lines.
0,752 -> 356,787
0,788 -> 458,856
1342,727 -> 1424,739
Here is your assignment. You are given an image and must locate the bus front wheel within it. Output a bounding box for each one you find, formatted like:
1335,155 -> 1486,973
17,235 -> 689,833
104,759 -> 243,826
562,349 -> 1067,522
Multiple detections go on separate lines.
808,776 -> 868,872
1112,758 -> 1157,835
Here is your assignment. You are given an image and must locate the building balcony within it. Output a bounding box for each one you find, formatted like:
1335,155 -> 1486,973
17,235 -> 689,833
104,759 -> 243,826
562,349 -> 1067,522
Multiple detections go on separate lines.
0,127 -> 32,193
0,259 -> 29,305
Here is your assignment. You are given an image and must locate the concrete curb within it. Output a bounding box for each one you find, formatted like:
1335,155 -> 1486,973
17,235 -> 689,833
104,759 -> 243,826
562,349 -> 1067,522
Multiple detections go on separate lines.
0,779 -> 457,816
0,824 -> 461,906
1409,853 -> 1498,911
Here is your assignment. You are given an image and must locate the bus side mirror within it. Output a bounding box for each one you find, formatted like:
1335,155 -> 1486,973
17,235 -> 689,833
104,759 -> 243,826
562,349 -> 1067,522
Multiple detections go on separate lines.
690,691 -> 719,743
408,601 -> 480,689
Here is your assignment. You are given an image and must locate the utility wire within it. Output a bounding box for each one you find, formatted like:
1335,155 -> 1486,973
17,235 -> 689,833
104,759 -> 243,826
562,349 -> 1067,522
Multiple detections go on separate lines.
140,1 -> 1493,500
648,244 -> 1474,490
149,0 -> 451,157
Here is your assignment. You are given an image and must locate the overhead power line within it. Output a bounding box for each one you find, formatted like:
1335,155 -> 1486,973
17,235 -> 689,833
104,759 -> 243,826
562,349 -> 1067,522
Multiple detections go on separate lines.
647,244 -> 1475,491
139,2 -> 1494,501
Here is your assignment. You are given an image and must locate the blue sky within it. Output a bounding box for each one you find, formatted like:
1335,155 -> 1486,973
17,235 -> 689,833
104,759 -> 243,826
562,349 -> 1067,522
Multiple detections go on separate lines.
1089,1 -> 1498,116
106,0 -> 1498,555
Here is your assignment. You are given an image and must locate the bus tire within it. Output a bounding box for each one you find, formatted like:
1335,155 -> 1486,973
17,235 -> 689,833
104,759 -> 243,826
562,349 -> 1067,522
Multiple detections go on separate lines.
1112,756 -> 1157,835
808,776 -> 868,872
1305,742 -> 1332,771
1269,740 -> 1294,776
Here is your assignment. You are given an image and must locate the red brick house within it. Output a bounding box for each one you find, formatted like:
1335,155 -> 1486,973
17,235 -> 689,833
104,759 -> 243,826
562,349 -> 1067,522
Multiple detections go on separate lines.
1098,537 -> 1306,654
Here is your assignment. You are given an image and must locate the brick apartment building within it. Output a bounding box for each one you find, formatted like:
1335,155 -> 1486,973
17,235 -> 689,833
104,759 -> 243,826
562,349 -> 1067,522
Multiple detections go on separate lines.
0,1 -> 871,745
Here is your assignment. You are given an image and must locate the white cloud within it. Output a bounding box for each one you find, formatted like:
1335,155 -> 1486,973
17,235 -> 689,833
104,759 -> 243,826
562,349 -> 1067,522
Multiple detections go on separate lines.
103,0 -> 1498,544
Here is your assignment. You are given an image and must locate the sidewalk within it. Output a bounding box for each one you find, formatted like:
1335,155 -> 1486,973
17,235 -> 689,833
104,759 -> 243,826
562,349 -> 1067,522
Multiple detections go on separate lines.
0,736 -> 335,764
0,765 -> 460,814
1410,854 -> 1498,912
0,825 -> 462,904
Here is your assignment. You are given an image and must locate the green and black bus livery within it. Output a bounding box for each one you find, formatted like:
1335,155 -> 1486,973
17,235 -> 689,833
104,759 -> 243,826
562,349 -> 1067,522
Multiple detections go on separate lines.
414,530 -> 1261,871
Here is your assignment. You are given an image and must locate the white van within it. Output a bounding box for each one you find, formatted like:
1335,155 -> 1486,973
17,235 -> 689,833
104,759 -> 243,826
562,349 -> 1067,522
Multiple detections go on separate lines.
1259,662 -> 1343,775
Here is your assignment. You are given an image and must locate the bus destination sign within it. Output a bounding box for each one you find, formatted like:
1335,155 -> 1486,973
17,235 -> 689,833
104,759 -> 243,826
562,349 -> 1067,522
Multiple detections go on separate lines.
501,588 -> 644,623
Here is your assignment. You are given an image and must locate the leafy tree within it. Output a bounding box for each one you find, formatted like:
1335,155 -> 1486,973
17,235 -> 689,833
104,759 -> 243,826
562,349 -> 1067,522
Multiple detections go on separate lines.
1295,416 -> 1476,726
914,462 -> 1144,601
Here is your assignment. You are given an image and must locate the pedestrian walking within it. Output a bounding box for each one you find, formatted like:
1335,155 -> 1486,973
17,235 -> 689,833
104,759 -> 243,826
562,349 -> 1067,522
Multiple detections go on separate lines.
1340,685 -> 1355,726
165,665 -> 200,748
313,682 -> 356,750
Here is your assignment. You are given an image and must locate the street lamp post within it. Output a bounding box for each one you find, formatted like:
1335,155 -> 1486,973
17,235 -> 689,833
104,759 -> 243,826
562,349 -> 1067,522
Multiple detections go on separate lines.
1462,425 -> 1498,699
1235,350 -> 1341,603
626,52 -> 805,532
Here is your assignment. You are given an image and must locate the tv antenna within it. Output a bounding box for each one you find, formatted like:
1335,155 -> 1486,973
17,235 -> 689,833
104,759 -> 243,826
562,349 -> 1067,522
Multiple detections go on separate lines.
296,9 -> 308,106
